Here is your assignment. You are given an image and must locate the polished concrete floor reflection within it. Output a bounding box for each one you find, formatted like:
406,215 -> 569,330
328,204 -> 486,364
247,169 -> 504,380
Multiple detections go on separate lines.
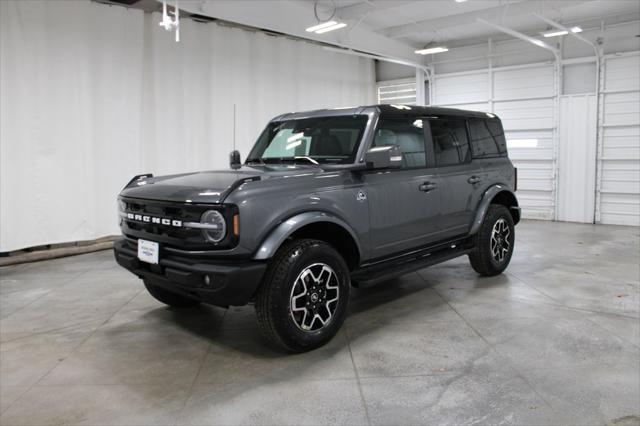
1,220 -> 638,425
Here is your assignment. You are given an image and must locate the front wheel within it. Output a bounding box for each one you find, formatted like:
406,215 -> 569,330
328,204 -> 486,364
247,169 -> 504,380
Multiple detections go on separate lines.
255,239 -> 350,352
468,204 -> 515,276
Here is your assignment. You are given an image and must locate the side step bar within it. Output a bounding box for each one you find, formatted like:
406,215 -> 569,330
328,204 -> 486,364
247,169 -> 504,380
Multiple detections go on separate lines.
351,241 -> 472,288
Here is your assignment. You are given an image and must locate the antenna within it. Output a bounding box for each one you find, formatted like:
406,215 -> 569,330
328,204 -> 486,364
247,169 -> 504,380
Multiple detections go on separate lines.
175,0 -> 180,43
233,103 -> 237,151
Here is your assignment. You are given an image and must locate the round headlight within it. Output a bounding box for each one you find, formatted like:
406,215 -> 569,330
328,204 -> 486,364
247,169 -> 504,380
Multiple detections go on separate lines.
201,210 -> 226,243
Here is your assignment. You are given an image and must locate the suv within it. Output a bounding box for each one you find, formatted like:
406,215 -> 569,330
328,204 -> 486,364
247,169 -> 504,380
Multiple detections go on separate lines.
114,105 -> 519,352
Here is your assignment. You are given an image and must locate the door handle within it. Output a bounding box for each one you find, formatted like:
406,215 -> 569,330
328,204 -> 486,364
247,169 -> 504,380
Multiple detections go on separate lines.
419,182 -> 437,192
468,176 -> 482,184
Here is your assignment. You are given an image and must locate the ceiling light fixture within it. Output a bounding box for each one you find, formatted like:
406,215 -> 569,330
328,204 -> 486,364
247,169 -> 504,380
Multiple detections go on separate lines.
314,22 -> 347,34
305,21 -> 347,34
414,46 -> 449,55
306,21 -> 338,32
454,0 -> 468,2
542,26 -> 583,38
543,30 -> 568,37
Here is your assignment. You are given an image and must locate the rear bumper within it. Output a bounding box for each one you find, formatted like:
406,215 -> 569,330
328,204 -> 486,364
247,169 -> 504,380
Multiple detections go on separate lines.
113,238 -> 267,307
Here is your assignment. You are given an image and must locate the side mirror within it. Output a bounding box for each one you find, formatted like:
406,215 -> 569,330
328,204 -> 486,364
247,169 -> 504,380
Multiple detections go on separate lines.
229,150 -> 242,170
364,145 -> 402,170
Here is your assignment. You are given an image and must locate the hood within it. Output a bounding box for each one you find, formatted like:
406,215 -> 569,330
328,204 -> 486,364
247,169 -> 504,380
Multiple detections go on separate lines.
120,165 -> 320,204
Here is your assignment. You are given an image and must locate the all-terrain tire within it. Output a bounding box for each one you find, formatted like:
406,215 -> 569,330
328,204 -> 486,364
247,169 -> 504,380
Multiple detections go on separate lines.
255,239 -> 351,353
468,204 -> 515,276
143,279 -> 200,307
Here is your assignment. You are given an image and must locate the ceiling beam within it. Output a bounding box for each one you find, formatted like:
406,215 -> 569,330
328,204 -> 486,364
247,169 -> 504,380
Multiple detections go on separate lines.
378,0 -> 585,39
333,1 -> 416,21
477,18 -> 559,58
175,0 -> 418,61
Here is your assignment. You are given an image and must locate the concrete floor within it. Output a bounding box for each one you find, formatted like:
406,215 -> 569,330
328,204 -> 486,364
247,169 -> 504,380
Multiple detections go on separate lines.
0,220 -> 638,425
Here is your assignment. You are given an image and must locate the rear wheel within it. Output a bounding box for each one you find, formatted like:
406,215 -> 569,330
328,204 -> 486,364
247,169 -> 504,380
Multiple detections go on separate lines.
255,239 -> 350,352
468,204 -> 515,276
143,279 -> 200,307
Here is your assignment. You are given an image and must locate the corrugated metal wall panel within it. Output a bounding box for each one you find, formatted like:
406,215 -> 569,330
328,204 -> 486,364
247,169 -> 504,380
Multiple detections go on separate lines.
433,72 -> 488,105
598,54 -> 640,226
377,79 -> 417,105
493,99 -> 555,130
493,65 -> 555,100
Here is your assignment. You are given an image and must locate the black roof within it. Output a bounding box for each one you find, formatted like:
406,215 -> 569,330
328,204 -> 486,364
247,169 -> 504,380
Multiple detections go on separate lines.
374,104 -> 493,118
272,104 -> 496,122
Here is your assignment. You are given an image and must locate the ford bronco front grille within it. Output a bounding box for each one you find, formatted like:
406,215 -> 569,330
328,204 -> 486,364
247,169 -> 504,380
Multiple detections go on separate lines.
120,197 -> 219,250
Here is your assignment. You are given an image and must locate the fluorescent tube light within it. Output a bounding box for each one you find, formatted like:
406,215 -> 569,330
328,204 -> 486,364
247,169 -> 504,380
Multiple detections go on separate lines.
305,21 -> 337,32
315,22 -> 347,34
543,30 -> 568,37
507,139 -> 538,148
454,0 -> 468,2
543,26 -> 583,38
414,46 -> 449,55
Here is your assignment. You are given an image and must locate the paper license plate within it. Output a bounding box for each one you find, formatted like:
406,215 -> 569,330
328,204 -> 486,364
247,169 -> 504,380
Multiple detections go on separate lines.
138,239 -> 159,264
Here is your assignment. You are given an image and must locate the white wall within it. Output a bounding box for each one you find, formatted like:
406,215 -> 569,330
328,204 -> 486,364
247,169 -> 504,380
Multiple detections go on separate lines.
0,0 -> 375,252
597,53 -> 640,226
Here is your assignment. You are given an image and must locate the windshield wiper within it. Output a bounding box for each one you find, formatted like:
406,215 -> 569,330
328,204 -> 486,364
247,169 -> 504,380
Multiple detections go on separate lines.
260,157 -> 320,165
294,156 -> 319,165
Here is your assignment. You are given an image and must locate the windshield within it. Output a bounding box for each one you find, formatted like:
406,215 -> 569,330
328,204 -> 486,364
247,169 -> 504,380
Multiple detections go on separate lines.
246,115 -> 368,165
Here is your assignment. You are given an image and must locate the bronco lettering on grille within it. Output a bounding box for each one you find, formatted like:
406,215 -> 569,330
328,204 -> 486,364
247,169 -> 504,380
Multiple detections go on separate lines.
126,212 -> 182,227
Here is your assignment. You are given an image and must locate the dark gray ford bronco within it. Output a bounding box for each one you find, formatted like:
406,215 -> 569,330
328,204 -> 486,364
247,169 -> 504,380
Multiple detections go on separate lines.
114,104 -> 520,352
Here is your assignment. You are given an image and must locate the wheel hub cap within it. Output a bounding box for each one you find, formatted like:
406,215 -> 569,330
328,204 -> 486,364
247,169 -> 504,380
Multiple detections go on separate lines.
289,263 -> 340,332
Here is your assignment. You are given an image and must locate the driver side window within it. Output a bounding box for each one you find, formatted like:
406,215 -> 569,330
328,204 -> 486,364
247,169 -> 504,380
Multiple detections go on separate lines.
372,118 -> 427,168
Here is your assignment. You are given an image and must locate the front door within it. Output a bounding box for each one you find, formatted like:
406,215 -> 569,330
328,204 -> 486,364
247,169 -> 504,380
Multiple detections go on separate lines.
362,117 -> 443,260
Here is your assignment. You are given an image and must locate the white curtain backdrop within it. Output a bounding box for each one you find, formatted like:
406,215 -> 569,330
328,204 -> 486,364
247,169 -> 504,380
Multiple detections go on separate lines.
0,0 -> 375,252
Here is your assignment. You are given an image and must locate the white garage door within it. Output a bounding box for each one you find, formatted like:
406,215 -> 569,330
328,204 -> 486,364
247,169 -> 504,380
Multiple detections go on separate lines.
376,79 -> 417,105
433,64 -> 558,220
598,53 -> 640,226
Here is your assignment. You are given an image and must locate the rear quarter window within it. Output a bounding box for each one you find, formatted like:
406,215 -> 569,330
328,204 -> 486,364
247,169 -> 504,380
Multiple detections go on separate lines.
486,119 -> 508,155
468,118 -> 500,158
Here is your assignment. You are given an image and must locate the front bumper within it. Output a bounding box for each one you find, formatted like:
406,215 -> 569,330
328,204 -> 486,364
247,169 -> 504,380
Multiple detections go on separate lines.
113,238 -> 267,307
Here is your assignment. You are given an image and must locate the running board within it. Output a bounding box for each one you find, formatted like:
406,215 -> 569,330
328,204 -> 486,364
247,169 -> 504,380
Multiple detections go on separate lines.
351,243 -> 472,288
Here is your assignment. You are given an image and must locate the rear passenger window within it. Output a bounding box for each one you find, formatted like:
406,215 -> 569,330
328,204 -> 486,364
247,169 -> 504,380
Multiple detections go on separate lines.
486,120 -> 507,154
373,118 -> 427,168
429,119 -> 470,166
468,119 -> 500,158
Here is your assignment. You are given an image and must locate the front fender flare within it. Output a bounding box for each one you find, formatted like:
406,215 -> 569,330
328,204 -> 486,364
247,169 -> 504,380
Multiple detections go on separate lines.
469,185 -> 520,235
253,211 -> 362,261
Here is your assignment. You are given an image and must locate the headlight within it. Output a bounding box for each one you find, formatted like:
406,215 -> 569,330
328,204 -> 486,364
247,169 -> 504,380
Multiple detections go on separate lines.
200,210 -> 227,243
118,199 -> 127,212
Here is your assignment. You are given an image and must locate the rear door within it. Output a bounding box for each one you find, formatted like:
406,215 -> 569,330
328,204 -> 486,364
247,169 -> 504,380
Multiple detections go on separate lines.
427,116 -> 484,238
361,117 -> 443,259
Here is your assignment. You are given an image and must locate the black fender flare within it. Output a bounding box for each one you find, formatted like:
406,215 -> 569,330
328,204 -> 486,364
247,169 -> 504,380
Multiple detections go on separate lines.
252,211 -> 362,261
469,185 -> 520,235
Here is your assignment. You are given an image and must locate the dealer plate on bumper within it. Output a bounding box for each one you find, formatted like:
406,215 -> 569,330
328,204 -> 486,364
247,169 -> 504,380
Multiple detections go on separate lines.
138,239 -> 159,264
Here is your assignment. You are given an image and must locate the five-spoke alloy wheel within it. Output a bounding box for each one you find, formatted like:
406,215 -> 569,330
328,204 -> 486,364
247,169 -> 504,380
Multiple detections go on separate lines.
469,204 -> 515,276
255,239 -> 350,352
290,263 -> 340,332
490,218 -> 511,263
